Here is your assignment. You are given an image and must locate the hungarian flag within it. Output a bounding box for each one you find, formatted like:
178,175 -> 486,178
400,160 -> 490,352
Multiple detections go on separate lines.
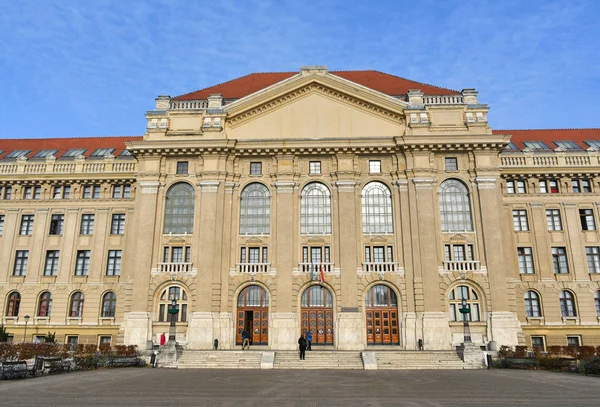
319,264 -> 326,283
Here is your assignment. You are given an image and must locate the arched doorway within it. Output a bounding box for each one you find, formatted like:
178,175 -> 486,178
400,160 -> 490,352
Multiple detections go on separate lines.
301,285 -> 334,345
236,285 -> 269,345
365,285 -> 399,345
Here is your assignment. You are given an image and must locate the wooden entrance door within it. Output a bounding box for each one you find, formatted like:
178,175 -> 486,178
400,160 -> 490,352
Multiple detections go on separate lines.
365,285 -> 400,345
236,285 -> 269,345
301,285 -> 334,345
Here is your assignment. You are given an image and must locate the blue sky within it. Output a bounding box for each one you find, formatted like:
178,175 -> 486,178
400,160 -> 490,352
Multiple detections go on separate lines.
1,0 -> 599,139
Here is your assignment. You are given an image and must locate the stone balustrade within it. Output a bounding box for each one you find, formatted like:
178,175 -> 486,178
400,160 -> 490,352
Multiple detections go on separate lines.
298,262 -> 333,273
236,263 -> 271,273
0,159 -> 136,175
443,261 -> 480,272
158,262 -> 193,274
361,262 -> 399,273
501,152 -> 599,168
423,95 -> 464,105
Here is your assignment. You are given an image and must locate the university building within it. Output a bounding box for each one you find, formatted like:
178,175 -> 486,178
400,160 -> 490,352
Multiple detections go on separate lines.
1,66 -> 600,351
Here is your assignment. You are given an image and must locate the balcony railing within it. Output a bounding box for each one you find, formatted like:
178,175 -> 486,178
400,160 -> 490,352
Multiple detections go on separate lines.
443,261 -> 480,272
236,263 -> 271,273
298,262 -> 333,273
158,262 -> 193,273
500,152 -> 598,168
0,159 -> 136,175
362,262 -> 399,273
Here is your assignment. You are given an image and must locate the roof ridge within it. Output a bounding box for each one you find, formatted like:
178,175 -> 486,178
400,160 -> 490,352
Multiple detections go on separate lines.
368,70 -> 460,94
0,135 -> 142,141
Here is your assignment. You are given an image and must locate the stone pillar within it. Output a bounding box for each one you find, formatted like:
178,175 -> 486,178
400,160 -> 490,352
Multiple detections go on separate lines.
562,203 -> 587,280
122,179 -> 160,348
475,177 -> 522,346
334,180 -> 364,350
412,177 -> 452,350
271,181 -> 297,350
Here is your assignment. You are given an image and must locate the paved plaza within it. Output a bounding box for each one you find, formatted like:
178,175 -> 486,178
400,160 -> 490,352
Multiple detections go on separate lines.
0,368 -> 599,406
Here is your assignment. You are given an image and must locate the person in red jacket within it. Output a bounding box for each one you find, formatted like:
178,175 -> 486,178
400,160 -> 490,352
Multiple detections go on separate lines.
160,332 -> 166,346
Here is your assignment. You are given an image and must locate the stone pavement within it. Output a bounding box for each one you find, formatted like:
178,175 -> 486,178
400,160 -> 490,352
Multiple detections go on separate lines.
0,368 -> 599,406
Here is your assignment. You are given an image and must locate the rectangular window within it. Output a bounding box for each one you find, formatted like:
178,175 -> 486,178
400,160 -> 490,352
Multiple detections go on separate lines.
33,149 -> 59,159
53,186 -> 62,199
93,185 -> 100,199
517,247 -> 534,274
523,141 -> 550,151
548,180 -> 559,194
110,214 -> 126,235
262,247 -> 268,263
99,336 -> 112,346
163,247 -> 170,262
364,247 -> 371,263
546,209 -> 562,231
373,246 -> 385,263
369,160 -> 382,174
1,186 -> 12,200
531,336 -> 546,351
83,185 -> 100,199
567,336 -> 581,347
172,247 -> 183,263
44,250 -> 60,276
586,247 -> 600,273
185,246 -> 191,263
512,210 -> 529,231
20,214 -> 34,235
13,250 -> 29,276
5,149 -> 31,159
572,179 -> 592,193
62,148 -> 87,158
123,184 -> 131,198
49,214 -> 64,235
309,161 -> 321,175
90,148 -> 115,157
580,209 -> 596,231
466,245 -> 474,261
506,180 -> 526,194
176,161 -> 189,175
240,247 -> 246,264
106,250 -> 122,276
453,245 -> 466,261
75,250 -> 91,276
24,186 -> 32,200
66,336 -> 79,351
250,162 -> 262,175
552,247 -> 568,274
112,185 -> 121,199
444,245 -> 451,261
248,247 -> 260,263
0,215 -> 4,235
445,157 -> 458,171
33,186 -> 41,200
63,185 -> 71,199
554,140 -> 581,151
387,246 -> 393,262
80,214 -> 94,235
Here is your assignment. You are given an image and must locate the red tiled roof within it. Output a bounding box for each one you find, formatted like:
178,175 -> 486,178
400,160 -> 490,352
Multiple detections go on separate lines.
173,70 -> 458,100
493,129 -> 600,150
0,136 -> 143,160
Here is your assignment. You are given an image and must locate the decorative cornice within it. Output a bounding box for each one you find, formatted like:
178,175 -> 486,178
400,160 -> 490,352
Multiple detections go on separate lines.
475,177 -> 497,190
334,180 -> 358,192
224,182 -> 239,194
273,181 -> 297,194
198,181 -> 220,193
395,179 -> 409,191
139,181 -> 160,194
412,178 -> 436,189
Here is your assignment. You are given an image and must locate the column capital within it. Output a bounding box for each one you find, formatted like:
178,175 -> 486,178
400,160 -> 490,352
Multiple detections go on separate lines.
273,181 -> 297,194
139,181 -> 160,194
334,180 -> 359,192
395,179 -> 409,191
224,182 -> 239,195
475,177 -> 498,190
412,177 -> 436,190
197,180 -> 220,193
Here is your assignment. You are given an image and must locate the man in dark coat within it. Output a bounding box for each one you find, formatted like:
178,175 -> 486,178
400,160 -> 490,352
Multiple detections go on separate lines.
298,334 -> 308,360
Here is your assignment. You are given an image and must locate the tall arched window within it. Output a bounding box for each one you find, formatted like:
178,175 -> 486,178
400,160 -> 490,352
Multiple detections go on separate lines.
301,286 -> 333,307
439,179 -> 473,232
5,292 -> 21,317
362,182 -> 393,234
365,285 -> 397,307
102,292 -> 117,318
69,292 -> 84,318
37,291 -> 52,317
524,291 -> 542,317
239,183 -> 270,235
301,183 -> 331,234
237,285 -> 269,307
157,286 -> 188,323
448,285 -> 480,321
595,291 -> 600,317
164,183 -> 195,234
560,290 -> 577,317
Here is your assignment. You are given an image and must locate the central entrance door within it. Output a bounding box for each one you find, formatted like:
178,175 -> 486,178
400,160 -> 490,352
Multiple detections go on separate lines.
301,285 -> 334,345
365,285 -> 399,345
236,285 -> 269,345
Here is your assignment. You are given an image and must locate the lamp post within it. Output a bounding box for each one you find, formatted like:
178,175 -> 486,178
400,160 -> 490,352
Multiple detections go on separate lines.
458,299 -> 471,343
23,315 -> 30,343
168,299 -> 179,343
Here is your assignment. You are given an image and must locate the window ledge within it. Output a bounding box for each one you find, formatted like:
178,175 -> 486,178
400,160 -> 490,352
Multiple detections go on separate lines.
561,317 -> 579,325
249,174 -> 263,177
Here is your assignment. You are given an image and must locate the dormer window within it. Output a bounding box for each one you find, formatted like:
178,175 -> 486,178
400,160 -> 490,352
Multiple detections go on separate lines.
5,150 -> 31,159
584,140 -> 600,149
33,149 -> 59,159
90,148 -> 115,157
523,141 -> 550,152
504,142 -> 519,151
554,140 -> 581,151
62,148 -> 87,158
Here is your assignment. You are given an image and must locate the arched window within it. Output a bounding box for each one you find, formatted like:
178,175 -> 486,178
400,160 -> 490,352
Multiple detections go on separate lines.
301,286 -> 333,307
439,179 -> 473,232
595,291 -> 600,317
237,285 -> 269,307
362,182 -> 393,234
301,183 -> 331,234
37,292 -> 52,317
158,286 -> 188,323
102,292 -> 117,318
5,292 -> 20,317
365,285 -> 397,307
524,291 -> 542,317
164,183 -> 195,234
560,290 -> 577,317
448,285 -> 480,322
69,292 -> 84,318
239,183 -> 270,235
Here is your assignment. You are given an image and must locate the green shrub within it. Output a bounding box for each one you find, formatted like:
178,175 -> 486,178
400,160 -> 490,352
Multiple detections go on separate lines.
498,345 -> 513,358
579,357 -> 600,376
514,345 -> 528,358
577,346 -> 596,360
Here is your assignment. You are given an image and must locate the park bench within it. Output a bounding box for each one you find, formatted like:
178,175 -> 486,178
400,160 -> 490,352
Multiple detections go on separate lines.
106,356 -> 140,368
0,361 -> 28,380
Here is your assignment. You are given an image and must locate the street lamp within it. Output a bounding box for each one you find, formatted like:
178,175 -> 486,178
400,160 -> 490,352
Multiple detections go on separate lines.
458,299 -> 471,343
167,299 -> 179,343
23,315 -> 30,343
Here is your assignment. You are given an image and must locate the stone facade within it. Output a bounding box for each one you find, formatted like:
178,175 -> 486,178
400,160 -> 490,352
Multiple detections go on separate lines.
1,67 -> 599,351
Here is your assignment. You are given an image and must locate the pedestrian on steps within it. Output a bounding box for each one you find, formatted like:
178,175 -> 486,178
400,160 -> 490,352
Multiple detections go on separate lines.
306,331 -> 313,351
242,329 -> 250,350
298,333 -> 308,360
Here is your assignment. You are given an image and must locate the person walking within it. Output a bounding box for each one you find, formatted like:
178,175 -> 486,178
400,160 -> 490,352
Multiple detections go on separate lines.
306,331 -> 313,351
160,332 -> 166,346
298,333 -> 308,360
242,328 -> 250,350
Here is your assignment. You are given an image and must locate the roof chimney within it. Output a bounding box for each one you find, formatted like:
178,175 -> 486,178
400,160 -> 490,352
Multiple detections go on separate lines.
300,66 -> 328,75
461,89 -> 479,105
155,95 -> 171,111
207,93 -> 223,110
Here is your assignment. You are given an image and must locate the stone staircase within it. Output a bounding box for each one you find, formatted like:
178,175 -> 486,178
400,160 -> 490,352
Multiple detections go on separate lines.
177,350 -> 263,369
274,350 -> 364,369
375,350 -> 475,370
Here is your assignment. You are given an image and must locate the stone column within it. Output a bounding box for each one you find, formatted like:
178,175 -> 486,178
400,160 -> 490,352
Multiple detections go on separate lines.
122,180 -> 160,348
334,180 -> 363,350
562,203 -> 587,280
412,177 -> 453,350
529,203 -> 553,280
270,181 -> 297,350
475,177 -> 522,347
